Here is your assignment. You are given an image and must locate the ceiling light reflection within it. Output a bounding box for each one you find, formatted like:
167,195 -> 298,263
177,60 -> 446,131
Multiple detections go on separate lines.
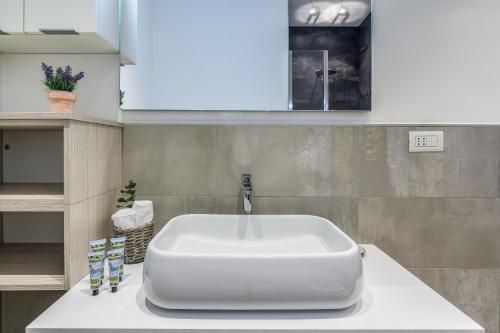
292,0 -> 370,27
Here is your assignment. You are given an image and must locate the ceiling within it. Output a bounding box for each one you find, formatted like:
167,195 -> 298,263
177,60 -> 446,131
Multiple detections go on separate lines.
289,0 -> 371,27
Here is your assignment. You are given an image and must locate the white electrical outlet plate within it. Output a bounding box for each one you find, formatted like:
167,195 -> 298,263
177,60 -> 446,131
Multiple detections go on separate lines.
409,131 -> 444,152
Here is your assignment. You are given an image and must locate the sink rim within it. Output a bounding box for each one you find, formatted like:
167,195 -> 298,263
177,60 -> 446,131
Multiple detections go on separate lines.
148,214 -> 360,259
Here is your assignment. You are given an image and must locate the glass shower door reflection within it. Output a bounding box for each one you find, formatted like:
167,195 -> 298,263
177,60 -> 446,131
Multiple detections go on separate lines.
289,50 -> 329,111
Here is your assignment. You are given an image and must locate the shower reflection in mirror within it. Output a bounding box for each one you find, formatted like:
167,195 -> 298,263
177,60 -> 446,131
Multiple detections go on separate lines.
288,0 -> 372,111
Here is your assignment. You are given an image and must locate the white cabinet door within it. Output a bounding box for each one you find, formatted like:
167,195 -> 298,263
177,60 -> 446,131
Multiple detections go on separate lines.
24,0 -> 97,34
120,0 -> 137,64
0,0 -> 24,34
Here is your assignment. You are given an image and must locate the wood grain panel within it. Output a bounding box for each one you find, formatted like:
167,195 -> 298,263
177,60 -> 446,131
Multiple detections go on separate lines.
0,112 -> 122,127
95,192 -> 110,241
65,200 -> 90,288
87,124 -> 97,198
0,275 -> 64,291
112,126 -> 123,191
63,120 -> 123,288
0,117 -> 122,292
65,121 -> 90,204
0,205 -> 64,212
0,244 -> 64,291
95,124 -> 111,195
0,183 -> 64,209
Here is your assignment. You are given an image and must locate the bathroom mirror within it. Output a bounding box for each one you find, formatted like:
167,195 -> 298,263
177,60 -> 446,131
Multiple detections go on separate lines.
120,0 -> 371,112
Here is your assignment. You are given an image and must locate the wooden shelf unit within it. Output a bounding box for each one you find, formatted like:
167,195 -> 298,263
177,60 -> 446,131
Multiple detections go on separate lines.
0,183 -> 64,212
0,244 -> 65,291
0,114 -> 123,291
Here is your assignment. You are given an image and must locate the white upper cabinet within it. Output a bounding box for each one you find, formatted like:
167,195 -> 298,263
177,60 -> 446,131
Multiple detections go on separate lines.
0,0 -> 24,34
0,0 -> 119,53
24,0 -> 97,34
120,0 -> 138,65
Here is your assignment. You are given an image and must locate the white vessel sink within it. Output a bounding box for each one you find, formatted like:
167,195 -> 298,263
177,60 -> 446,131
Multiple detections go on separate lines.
143,214 -> 363,310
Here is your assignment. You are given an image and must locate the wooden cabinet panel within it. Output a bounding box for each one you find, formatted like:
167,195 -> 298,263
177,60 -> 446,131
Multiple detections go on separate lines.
0,116 -> 122,291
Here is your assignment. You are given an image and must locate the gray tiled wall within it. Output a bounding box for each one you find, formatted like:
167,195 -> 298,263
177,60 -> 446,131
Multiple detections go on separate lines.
124,125 -> 500,333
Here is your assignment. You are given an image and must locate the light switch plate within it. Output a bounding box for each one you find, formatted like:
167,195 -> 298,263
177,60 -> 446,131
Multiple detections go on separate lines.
409,131 -> 444,152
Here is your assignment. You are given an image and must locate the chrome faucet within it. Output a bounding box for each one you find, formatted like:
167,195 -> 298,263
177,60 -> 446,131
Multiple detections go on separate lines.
242,174 -> 252,215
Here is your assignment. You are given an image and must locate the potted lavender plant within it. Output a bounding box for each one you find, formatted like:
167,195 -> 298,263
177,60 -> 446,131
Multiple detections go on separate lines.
41,63 -> 84,113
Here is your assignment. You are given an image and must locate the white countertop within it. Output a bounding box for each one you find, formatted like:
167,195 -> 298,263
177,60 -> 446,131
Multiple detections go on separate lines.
27,245 -> 483,333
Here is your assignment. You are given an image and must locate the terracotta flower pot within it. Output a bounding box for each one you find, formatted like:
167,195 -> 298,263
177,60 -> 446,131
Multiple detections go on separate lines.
47,90 -> 77,113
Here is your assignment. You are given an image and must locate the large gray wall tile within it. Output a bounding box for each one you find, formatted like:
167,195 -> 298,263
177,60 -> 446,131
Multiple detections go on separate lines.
123,126 -> 217,196
123,124 -> 500,330
253,197 -> 358,240
136,196 -> 237,231
410,268 -> 499,333
359,198 -> 500,268
359,127 -> 500,197
331,127 -> 359,196
215,126 -> 357,197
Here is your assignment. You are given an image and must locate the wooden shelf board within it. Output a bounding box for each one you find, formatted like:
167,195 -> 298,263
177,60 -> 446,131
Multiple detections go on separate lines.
0,183 -> 64,210
0,112 -> 123,127
0,244 -> 65,291
0,204 -> 64,212
0,275 -> 65,291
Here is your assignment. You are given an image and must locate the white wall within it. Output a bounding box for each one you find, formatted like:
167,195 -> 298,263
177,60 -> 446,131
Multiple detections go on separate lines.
122,0 -> 500,124
121,0 -> 289,111
0,54 -> 120,121
119,0 -> 154,108
3,213 -> 64,243
369,0 -> 500,124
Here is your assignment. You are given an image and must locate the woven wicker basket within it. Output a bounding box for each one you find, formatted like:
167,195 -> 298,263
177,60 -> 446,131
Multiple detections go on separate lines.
112,222 -> 154,264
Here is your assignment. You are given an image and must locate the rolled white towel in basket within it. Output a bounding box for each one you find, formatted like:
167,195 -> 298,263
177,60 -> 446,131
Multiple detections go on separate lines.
112,208 -> 137,229
132,200 -> 154,227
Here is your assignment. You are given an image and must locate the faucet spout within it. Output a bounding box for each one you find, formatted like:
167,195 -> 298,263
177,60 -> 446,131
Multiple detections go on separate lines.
241,174 -> 253,215
243,194 -> 252,215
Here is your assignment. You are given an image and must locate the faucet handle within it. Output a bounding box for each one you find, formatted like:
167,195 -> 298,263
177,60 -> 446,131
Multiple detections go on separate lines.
241,174 -> 252,187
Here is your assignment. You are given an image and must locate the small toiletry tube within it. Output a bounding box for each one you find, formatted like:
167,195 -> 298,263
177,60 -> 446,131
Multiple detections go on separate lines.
88,251 -> 104,267
110,236 -> 126,250
90,239 -> 107,277
89,262 -> 102,296
110,236 -> 126,278
88,252 -> 104,296
107,249 -> 125,281
90,239 -> 107,254
108,258 -> 121,293
88,251 -> 105,281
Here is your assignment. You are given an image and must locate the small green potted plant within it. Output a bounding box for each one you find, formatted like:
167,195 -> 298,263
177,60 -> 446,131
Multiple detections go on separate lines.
117,180 -> 137,208
41,63 -> 84,113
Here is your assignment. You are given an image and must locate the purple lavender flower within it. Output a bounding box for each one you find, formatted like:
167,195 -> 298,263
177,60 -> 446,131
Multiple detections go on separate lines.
73,71 -> 84,82
41,63 -> 85,92
41,62 -> 54,80
63,65 -> 72,80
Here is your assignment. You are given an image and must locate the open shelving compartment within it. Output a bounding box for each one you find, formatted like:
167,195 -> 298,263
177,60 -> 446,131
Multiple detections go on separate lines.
0,243 -> 64,290
0,113 -> 122,332
0,127 -> 65,291
0,113 -> 123,294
